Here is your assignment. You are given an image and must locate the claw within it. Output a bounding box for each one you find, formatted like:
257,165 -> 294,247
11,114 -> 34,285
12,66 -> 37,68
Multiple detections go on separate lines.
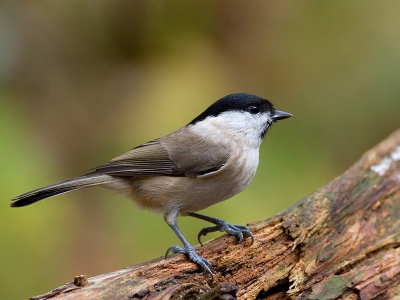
197,226 -> 218,246
197,219 -> 254,246
165,244 -> 213,277
165,246 -> 186,259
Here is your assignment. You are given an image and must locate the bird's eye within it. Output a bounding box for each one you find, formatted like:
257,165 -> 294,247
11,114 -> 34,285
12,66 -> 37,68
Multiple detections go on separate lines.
247,105 -> 260,114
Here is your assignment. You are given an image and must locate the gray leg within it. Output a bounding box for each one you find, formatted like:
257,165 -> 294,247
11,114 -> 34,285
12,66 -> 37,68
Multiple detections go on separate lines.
188,212 -> 254,246
164,217 -> 212,276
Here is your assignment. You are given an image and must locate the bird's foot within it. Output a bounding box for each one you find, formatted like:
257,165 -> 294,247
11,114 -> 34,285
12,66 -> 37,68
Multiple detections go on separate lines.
165,245 -> 213,276
197,219 -> 254,246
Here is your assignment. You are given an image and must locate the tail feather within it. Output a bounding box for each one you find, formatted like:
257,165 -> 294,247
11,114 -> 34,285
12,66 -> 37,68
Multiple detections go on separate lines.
11,174 -> 114,207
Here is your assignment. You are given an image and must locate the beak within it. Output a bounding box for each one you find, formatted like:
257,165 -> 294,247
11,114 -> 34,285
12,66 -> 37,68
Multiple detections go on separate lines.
272,110 -> 292,122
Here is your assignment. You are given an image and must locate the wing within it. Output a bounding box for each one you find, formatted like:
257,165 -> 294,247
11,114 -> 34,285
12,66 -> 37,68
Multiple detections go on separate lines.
90,139 -> 181,176
90,133 -> 229,178
161,128 -> 231,177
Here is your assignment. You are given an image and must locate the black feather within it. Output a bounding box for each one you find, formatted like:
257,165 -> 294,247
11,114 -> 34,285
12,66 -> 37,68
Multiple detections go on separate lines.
11,186 -> 82,207
188,93 -> 274,125
11,175 -> 111,207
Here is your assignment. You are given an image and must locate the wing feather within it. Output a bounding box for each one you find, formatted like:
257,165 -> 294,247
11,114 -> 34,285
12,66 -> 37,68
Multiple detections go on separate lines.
91,139 -> 184,176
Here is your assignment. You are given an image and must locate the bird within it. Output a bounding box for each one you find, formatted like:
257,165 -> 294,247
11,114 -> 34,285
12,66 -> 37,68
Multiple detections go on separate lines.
11,93 -> 292,276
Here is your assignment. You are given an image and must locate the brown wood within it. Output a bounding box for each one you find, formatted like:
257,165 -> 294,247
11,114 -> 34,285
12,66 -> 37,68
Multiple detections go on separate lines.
31,130 -> 400,300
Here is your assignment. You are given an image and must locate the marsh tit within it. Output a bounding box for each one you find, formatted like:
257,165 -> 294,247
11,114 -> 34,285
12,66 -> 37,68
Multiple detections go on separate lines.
11,93 -> 292,276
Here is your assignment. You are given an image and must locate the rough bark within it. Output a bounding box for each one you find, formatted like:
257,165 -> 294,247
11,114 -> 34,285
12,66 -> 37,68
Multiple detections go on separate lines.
31,130 -> 400,300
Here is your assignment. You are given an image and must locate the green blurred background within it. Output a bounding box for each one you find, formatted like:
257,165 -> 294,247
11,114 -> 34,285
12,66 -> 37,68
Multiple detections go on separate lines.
1,1 -> 400,298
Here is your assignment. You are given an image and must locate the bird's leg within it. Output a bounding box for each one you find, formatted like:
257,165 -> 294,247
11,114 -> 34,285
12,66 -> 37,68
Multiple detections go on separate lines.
164,216 -> 213,276
188,212 -> 254,246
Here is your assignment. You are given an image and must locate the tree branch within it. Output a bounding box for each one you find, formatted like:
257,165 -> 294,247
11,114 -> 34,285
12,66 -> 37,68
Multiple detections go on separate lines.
31,129 -> 400,300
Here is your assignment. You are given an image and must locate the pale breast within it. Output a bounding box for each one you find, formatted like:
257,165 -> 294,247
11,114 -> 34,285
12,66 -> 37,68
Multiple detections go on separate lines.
106,125 -> 261,216
112,143 -> 260,216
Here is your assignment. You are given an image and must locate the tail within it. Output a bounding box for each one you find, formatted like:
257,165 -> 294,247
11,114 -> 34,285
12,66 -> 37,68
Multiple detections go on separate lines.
11,174 -> 114,207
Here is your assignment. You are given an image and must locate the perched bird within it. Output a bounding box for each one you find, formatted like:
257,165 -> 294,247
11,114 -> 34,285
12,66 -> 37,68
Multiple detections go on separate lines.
11,93 -> 292,275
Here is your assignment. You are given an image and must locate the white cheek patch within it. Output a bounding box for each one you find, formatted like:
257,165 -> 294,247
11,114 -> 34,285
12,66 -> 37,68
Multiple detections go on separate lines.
198,110 -> 272,142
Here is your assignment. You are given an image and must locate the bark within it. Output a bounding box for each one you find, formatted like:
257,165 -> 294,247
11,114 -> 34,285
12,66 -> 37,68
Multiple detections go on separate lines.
31,130 -> 400,300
